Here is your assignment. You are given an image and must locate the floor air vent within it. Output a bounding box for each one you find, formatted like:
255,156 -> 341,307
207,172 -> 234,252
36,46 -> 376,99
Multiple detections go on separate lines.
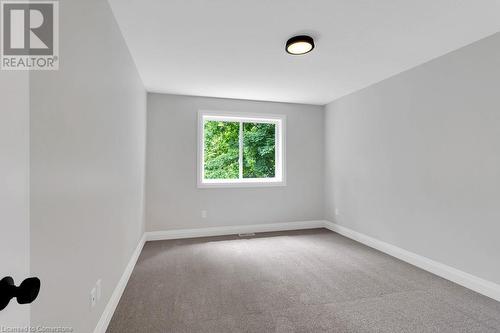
238,233 -> 255,237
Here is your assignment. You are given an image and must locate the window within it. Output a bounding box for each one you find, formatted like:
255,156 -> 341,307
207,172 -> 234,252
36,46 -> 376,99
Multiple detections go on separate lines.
198,110 -> 286,188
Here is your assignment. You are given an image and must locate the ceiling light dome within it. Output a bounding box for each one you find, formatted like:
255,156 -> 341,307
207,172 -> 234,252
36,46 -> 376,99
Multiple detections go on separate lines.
286,35 -> 315,55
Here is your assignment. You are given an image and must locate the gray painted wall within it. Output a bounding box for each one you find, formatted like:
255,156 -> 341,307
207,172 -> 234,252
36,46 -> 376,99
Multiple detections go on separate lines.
0,71 -> 30,326
29,0 -> 146,332
324,33 -> 500,284
146,93 -> 324,231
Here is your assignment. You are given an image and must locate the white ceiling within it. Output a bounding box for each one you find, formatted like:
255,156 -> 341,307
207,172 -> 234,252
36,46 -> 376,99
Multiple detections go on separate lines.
108,0 -> 500,105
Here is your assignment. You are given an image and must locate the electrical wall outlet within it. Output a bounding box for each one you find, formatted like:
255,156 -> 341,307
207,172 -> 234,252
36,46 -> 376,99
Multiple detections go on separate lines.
96,279 -> 102,300
201,210 -> 207,219
90,287 -> 97,308
335,208 -> 339,216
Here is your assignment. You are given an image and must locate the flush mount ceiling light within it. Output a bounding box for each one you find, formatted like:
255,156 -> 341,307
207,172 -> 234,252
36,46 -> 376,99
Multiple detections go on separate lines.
286,35 -> 315,55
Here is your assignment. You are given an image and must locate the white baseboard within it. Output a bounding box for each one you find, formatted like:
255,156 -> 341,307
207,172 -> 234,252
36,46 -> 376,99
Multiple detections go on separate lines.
146,220 -> 325,241
324,221 -> 500,302
93,234 -> 146,333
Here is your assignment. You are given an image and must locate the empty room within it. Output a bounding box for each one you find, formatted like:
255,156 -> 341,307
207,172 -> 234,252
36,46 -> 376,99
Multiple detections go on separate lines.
1,0 -> 500,332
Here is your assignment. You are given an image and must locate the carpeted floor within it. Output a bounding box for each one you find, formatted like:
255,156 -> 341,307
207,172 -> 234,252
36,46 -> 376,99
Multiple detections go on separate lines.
107,228 -> 500,332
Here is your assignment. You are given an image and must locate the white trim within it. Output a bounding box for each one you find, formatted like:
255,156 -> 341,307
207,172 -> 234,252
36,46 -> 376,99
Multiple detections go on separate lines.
146,220 -> 325,241
198,177 -> 286,188
200,110 -> 286,121
93,234 -> 146,333
323,221 -> 500,302
197,110 -> 286,189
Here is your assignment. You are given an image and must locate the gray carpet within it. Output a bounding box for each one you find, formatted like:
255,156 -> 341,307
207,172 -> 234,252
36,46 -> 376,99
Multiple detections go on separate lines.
107,229 -> 500,333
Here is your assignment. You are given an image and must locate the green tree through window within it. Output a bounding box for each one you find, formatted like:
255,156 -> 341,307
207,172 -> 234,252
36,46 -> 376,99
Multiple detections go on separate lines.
243,123 -> 275,178
204,121 -> 239,179
203,120 -> 276,180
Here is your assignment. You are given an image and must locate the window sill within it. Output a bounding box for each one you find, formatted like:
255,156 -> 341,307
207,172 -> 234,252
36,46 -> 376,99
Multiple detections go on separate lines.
197,179 -> 286,189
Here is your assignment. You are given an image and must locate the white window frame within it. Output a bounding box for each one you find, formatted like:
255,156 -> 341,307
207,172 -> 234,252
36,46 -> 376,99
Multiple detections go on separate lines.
197,110 -> 286,188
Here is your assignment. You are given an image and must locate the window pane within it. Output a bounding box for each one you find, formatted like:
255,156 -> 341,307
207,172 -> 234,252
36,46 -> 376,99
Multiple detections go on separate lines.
204,121 -> 239,179
243,122 -> 276,178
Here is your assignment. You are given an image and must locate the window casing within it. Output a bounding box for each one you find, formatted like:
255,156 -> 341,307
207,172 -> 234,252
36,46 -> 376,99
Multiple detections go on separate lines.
197,110 -> 286,188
